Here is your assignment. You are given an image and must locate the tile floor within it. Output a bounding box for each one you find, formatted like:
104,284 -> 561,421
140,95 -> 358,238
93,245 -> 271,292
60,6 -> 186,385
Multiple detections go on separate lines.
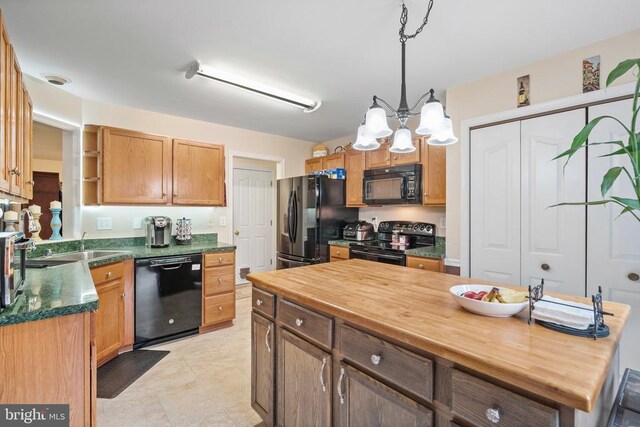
97,291 -> 265,427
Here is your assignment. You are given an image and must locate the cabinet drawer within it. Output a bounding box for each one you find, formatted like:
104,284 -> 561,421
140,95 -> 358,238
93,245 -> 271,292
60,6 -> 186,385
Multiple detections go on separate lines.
338,324 -> 433,402
451,369 -> 559,427
330,245 -> 349,260
406,256 -> 443,272
203,265 -> 235,296
278,299 -> 332,350
91,262 -> 124,285
252,287 -> 275,319
204,251 -> 235,267
203,293 -> 235,325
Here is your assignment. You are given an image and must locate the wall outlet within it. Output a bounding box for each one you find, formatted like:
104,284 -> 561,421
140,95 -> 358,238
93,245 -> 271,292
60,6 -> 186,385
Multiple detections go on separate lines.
219,216 -> 227,227
97,217 -> 112,231
132,217 -> 142,230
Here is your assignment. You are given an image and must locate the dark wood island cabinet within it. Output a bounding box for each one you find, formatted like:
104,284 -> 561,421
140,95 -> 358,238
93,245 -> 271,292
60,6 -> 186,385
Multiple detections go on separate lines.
248,259 -> 629,427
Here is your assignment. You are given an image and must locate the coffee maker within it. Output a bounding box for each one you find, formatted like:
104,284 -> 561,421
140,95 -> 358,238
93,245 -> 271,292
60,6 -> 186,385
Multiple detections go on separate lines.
144,216 -> 172,248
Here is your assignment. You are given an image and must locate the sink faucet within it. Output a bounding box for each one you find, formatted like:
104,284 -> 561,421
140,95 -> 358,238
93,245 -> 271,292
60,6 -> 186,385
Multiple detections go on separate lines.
19,208 -> 38,234
80,232 -> 88,251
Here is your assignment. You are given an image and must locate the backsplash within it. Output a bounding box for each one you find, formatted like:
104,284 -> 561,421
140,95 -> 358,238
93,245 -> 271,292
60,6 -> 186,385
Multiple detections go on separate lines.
28,233 -> 218,258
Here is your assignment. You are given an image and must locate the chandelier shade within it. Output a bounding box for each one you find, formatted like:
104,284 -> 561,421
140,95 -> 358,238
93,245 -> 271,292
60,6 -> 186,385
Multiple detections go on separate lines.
415,100 -> 445,135
389,127 -> 415,153
363,106 -> 393,138
427,117 -> 458,146
353,124 -> 381,151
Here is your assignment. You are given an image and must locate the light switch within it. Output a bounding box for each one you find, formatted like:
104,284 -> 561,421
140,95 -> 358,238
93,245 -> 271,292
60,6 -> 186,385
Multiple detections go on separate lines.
97,217 -> 112,231
219,216 -> 227,226
133,217 -> 142,230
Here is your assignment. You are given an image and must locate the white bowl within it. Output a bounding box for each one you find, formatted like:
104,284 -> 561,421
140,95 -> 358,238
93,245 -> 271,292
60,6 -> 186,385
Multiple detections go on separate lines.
449,284 -> 528,318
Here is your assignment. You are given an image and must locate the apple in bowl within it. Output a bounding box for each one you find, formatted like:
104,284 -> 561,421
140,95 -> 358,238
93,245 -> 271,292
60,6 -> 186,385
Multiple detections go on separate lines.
450,284 -> 529,318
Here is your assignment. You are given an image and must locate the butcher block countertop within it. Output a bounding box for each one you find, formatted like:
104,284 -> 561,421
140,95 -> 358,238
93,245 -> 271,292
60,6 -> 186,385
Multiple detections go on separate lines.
247,259 -> 630,413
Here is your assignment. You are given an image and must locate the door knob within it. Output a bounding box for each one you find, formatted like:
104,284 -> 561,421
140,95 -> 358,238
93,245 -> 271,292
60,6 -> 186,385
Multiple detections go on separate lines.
541,263 -> 550,271
234,230 -> 240,235
629,273 -> 639,282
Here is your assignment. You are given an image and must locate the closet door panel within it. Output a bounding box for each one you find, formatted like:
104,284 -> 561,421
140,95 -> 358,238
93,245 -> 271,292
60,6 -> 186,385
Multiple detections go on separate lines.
588,99 -> 640,373
520,109 -> 586,296
470,122 -> 521,284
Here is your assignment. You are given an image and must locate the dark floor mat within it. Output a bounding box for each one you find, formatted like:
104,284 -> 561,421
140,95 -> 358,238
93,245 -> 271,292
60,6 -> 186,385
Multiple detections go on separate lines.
97,350 -> 170,399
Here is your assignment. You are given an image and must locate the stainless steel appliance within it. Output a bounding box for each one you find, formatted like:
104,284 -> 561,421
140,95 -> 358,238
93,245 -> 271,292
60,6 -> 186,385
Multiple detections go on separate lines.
343,221 -> 375,241
0,231 -> 35,308
349,221 -> 435,266
175,217 -> 192,245
277,175 -> 358,269
363,164 -> 422,205
135,254 -> 202,348
144,216 -> 172,248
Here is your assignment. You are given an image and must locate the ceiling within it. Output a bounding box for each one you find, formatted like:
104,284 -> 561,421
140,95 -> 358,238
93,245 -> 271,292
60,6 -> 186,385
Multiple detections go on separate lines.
2,0 -> 640,142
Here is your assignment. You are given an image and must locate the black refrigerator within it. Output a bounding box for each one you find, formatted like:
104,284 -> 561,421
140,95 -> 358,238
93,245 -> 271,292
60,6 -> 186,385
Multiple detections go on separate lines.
277,175 -> 358,269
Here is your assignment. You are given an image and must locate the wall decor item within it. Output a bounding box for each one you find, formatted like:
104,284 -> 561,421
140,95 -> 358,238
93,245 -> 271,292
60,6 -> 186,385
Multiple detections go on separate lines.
583,55 -> 601,93
517,75 -> 530,107
312,144 -> 328,158
353,0 -> 457,153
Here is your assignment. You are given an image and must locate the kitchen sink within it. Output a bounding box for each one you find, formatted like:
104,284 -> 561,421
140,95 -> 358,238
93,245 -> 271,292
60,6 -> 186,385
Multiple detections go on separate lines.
27,250 -> 129,267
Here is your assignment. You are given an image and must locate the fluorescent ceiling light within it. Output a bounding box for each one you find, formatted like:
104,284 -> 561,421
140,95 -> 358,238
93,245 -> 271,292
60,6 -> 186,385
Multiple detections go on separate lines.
185,60 -> 321,113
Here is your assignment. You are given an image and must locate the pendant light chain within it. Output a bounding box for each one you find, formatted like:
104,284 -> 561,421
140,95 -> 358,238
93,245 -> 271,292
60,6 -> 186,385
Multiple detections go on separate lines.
399,0 -> 435,43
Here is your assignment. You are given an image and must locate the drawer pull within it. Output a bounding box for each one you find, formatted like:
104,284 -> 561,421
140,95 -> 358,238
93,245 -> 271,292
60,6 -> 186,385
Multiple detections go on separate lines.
485,407 -> 501,424
370,354 -> 381,365
106,271 -> 112,278
629,272 -> 639,281
337,367 -> 346,404
295,318 -> 304,327
218,257 -> 223,263
336,250 -> 341,255
320,357 -> 327,392
418,264 -> 424,270
265,324 -> 271,353
256,298 -> 263,306
218,306 -> 223,312
218,278 -> 223,284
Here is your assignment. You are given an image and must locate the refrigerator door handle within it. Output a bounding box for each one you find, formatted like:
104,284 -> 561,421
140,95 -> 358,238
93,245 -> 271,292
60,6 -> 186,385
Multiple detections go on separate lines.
286,190 -> 293,244
291,190 -> 298,243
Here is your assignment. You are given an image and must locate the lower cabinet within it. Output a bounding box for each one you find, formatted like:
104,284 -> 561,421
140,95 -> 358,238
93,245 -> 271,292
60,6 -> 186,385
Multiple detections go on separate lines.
252,312 -> 275,425
406,255 -> 444,272
334,362 -> 432,426
91,261 -> 126,366
277,328 -> 332,427
201,250 -> 236,331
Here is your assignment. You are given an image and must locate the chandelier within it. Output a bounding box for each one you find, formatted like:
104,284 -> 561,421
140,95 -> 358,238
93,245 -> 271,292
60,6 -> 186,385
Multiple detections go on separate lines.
354,0 -> 457,152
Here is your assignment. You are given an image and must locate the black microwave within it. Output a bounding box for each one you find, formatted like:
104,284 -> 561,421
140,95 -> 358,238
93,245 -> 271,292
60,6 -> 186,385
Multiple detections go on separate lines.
363,164 -> 422,205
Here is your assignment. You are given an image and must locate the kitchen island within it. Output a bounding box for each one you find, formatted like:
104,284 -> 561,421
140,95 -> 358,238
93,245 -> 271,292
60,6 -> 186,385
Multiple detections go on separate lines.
247,259 -> 630,427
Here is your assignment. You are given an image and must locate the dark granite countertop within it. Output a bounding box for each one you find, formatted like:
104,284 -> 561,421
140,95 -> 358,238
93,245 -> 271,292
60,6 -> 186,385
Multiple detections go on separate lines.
328,236 -> 446,260
0,234 -> 235,327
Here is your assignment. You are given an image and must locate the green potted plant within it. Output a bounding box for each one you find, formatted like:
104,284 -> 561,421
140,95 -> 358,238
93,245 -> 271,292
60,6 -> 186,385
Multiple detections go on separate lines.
554,58 -> 640,222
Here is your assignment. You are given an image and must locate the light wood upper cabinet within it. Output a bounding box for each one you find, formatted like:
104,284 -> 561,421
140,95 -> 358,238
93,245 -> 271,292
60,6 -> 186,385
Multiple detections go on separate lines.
102,127 -> 171,204
365,141 -> 391,169
322,152 -> 344,170
305,157 -> 323,174
0,20 -> 10,193
8,46 -> 22,196
172,139 -> 225,206
22,87 -> 33,200
391,137 -> 421,165
344,150 -> 365,207
421,139 -> 446,205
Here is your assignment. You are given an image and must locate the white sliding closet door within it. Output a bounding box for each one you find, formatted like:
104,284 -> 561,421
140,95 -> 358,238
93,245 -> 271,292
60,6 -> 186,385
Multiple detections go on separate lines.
520,110 -> 586,295
588,99 -> 640,372
470,122 -> 521,283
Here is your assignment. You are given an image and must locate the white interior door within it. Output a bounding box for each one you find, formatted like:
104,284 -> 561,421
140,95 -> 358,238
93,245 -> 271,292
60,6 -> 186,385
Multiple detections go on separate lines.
233,168 -> 274,283
588,99 -> 640,373
520,109 -> 586,295
470,121 -> 521,284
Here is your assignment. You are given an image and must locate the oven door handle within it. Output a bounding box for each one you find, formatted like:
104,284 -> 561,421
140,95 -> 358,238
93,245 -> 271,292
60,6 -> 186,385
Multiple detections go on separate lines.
350,249 -> 405,262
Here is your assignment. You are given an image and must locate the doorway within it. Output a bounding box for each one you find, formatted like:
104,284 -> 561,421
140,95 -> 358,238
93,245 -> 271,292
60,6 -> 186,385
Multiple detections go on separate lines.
232,158 -> 277,284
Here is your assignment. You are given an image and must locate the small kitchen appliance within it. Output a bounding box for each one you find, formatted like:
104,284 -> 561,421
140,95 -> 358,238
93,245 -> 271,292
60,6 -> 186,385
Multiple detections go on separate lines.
349,221 -> 436,266
0,231 -> 35,308
343,221 -> 375,241
144,216 -> 172,248
175,217 -> 192,245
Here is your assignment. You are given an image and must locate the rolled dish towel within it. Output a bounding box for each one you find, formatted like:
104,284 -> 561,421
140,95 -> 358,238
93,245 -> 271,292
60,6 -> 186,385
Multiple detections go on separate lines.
531,296 -> 595,330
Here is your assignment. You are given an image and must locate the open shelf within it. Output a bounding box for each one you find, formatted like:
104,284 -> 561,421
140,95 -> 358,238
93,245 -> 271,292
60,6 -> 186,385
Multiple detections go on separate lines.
82,125 -> 102,205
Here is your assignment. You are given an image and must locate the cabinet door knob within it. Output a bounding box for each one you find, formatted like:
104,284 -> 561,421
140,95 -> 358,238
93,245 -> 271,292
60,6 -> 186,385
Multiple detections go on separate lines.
121,293 -> 125,298
218,278 -> 223,284
173,193 -> 178,197
295,318 -> 304,327
370,354 -> 381,365
486,407 -> 501,424
629,272 -> 639,282
218,256 -> 223,263
218,306 -> 223,312
336,250 -> 341,255
418,264 -> 424,270
541,263 -> 550,271
256,299 -> 263,306
106,271 -> 112,278
162,192 -> 167,197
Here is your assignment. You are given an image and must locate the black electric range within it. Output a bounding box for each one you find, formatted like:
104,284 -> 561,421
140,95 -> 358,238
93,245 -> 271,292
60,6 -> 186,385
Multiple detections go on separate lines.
349,221 -> 436,266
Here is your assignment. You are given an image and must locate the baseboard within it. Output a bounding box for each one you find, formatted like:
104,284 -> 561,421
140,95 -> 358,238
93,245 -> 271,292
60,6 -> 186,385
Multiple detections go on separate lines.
444,258 -> 460,267
199,320 -> 234,334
